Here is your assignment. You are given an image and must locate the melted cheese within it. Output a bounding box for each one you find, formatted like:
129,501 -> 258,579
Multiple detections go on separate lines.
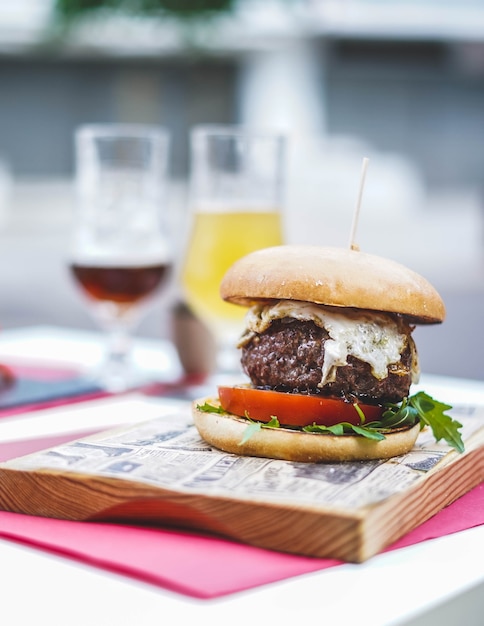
242,300 -> 417,387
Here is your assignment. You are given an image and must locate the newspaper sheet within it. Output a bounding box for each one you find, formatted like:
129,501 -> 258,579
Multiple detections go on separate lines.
5,402 -> 484,512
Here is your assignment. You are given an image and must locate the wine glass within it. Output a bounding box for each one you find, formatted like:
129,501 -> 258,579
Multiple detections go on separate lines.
181,125 -> 287,374
69,124 -> 173,392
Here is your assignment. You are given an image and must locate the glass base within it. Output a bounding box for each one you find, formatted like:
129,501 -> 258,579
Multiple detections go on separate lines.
96,355 -> 135,393
91,324 -> 142,393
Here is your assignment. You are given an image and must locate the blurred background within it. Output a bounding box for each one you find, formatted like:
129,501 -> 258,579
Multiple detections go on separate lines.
0,0 -> 483,380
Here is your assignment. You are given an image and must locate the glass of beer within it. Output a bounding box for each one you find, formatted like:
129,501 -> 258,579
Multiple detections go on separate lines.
70,124 -> 172,391
181,125 -> 287,372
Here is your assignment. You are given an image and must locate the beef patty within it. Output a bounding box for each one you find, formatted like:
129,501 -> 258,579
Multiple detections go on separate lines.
241,318 -> 416,404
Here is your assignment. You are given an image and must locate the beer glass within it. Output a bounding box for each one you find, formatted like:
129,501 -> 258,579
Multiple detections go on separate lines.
70,124 -> 172,391
182,125 -> 286,372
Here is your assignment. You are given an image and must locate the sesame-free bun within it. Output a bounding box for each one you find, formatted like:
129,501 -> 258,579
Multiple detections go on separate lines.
220,245 -> 445,324
192,399 -> 421,463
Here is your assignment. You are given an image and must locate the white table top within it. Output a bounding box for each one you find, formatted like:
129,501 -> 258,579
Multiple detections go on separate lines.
0,326 -> 483,626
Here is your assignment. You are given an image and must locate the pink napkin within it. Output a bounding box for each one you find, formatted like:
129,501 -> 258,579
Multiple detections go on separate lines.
0,435 -> 482,599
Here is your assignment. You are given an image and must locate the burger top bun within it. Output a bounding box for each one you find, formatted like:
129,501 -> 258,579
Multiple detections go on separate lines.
220,245 -> 445,324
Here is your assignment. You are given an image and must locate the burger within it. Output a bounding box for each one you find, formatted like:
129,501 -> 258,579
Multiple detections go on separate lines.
192,245 -> 463,462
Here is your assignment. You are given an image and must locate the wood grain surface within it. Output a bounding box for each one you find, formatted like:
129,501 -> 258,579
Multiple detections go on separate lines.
0,425 -> 482,562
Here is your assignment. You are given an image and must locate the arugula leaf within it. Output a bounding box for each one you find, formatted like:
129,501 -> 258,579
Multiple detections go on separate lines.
372,399 -> 419,430
378,392 -> 463,453
351,424 -> 386,441
239,421 -> 262,445
239,415 -> 280,446
265,416 -> 281,428
352,402 -> 367,424
409,391 -> 464,453
303,422 -> 385,441
196,401 -> 228,415
199,392 -> 464,454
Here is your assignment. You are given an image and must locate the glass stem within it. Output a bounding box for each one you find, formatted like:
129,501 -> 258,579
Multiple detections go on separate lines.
102,321 -> 133,392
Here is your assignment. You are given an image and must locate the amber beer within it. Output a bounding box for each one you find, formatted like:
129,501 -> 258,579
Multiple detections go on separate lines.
70,261 -> 171,306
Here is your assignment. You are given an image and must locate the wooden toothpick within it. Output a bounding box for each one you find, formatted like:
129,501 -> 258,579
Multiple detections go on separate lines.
349,157 -> 369,251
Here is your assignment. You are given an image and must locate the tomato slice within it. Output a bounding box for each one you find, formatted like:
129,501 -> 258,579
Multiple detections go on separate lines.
218,385 -> 384,427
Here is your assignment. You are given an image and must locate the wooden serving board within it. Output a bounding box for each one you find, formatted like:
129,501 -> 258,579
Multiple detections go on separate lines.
0,407 -> 483,563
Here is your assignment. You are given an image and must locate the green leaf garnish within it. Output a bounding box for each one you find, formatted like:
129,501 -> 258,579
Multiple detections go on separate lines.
201,392 -> 464,454
196,401 -> 227,415
265,416 -> 281,428
352,402 -> 366,424
370,398 -> 419,430
408,391 -> 464,453
303,422 -> 385,441
376,392 -> 464,453
351,424 -> 386,441
239,421 -> 262,445
239,415 -> 280,445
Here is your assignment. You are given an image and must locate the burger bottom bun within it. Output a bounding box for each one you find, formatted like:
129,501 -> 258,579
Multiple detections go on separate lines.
192,398 -> 421,463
